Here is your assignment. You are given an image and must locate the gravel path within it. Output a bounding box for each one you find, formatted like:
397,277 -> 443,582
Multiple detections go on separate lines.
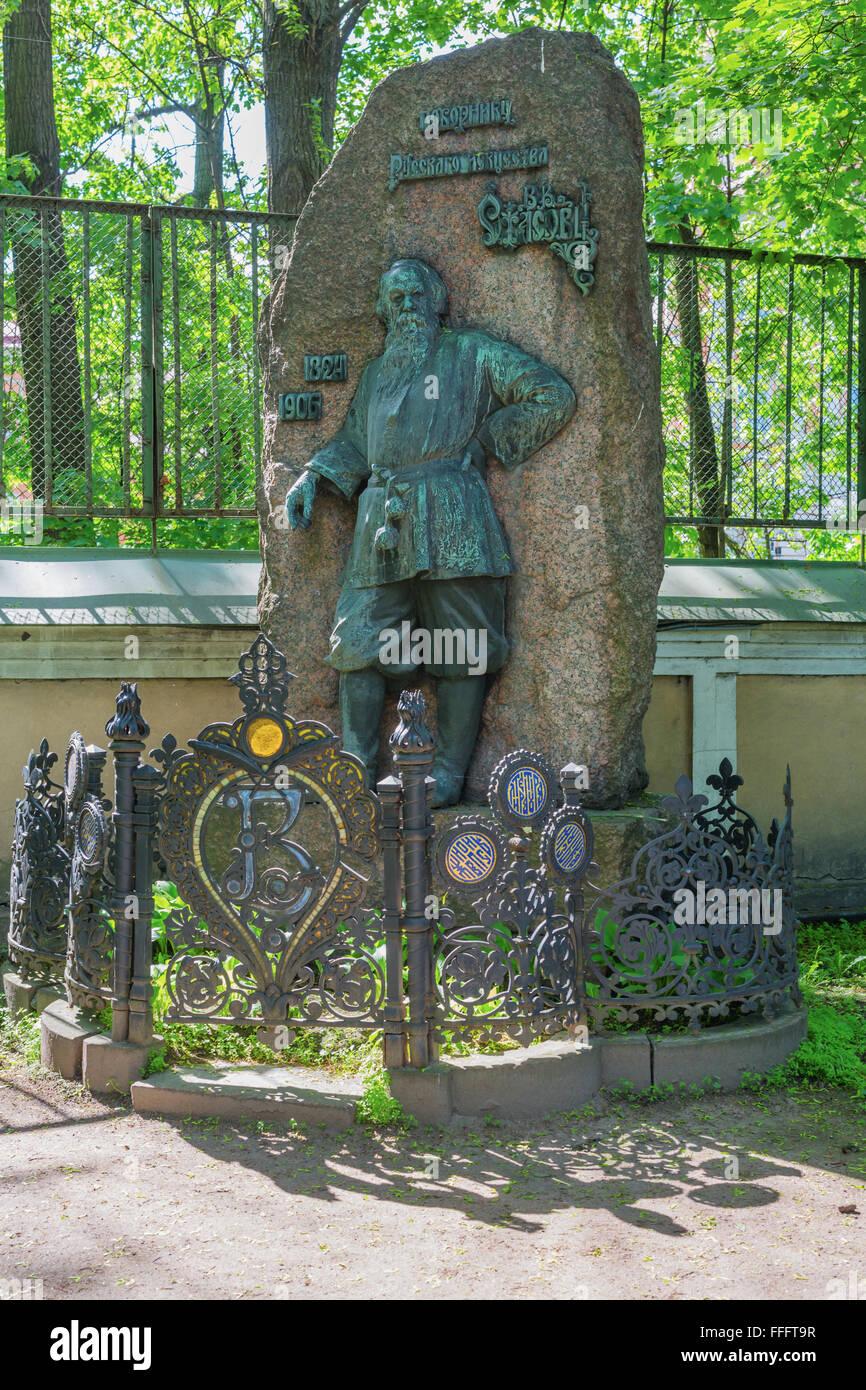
1,1065 -> 863,1300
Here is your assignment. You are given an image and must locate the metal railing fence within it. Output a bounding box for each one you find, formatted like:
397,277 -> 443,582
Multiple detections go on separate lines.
0,195 -> 295,520
1,194 -> 863,532
652,242 -> 866,530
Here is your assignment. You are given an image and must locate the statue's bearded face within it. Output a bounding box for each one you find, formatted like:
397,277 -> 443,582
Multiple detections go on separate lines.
377,269 -> 440,393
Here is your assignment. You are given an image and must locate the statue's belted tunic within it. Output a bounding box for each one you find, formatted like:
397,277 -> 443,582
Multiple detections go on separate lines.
307,328 -> 575,677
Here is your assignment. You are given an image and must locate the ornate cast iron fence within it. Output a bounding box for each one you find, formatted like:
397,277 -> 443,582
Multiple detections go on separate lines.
64,732 -> 114,1011
148,634 -> 386,1033
583,762 -> 797,1029
8,738 -> 70,978
8,633 -> 800,1068
430,749 -> 590,1048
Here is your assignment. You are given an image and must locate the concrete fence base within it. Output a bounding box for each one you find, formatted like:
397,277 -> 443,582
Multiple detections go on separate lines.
2,963 -> 807,1126
388,1007 -> 808,1125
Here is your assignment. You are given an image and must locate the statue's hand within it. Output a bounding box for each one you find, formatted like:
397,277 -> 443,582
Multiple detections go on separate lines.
286,469 -> 317,530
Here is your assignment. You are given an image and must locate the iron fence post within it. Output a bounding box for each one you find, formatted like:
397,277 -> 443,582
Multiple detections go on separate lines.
64,742 -> 108,1006
390,691 -> 435,1069
105,683 -> 149,1044
140,209 -> 156,524
85,743 -> 107,799
129,763 -> 160,1046
560,763 -> 588,1035
152,210 -> 165,536
378,773 -> 407,1068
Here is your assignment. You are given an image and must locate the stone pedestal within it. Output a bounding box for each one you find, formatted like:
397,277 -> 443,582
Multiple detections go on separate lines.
40,1001 -> 102,1080
2,968 -> 40,1018
82,1033 -> 162,1095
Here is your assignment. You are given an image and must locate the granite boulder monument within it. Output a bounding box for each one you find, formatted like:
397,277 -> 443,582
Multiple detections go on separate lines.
258,27 -> 665,808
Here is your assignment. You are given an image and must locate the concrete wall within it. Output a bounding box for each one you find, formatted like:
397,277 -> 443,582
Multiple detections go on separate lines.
0,664 -> 252,902
738,675 -> 866,917
643,674 -> 692,793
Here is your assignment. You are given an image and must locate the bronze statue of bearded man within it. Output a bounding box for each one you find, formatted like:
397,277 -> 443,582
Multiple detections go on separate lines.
286,257 -> 575,806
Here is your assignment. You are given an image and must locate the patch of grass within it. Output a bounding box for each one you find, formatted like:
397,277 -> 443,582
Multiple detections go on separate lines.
742,993 -> 866,1103
797,920 -> 866,1003
0,1002 -> 42,1067
141,1044 -> 168,1079
158,1021 -> 385,1073
602,1076 -> 723,1105
356,1066 -> 416,1129
439,1031 -> 522,1057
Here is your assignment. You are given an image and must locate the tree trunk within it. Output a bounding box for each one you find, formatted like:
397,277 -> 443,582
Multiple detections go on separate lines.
673,226 -> 725,558
263,0 -> 364,215
3,0 -> 86,494
191,75 -> 226,208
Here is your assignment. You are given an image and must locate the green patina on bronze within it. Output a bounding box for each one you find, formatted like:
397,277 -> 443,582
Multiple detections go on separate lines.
418,98 -> 516,135
304,353 -> 348,382
478,181 -> 600,294
388,144 -> 548,192
278,392 -> 322,421
285,256 -> 575,806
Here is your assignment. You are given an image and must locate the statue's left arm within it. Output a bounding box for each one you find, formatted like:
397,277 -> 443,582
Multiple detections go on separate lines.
475,336 -> 576,469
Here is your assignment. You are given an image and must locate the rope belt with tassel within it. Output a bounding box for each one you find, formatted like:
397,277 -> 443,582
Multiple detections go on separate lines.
371,451 -> 476,553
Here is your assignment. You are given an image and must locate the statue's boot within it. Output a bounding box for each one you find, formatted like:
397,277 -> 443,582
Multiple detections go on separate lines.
339,669 -> 386,787
431,676 -> 486,808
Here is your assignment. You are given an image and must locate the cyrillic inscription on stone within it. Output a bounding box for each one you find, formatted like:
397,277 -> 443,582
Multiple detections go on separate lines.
419,98 -> 515,136
389,144 -> 548,192
477,181 -> 599,294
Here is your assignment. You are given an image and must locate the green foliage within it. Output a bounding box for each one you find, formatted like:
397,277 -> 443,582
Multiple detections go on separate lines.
0,1003 -> 42,1068
304,97 -> 332,163
356,1066 -> 416,1128
141,1044 -> 168,1078
742,1000 -> 866,1099
740,920 -> 866,1102
1,0 -> 863,554
160,1019 -> 319,1067
797,920 -> 866,988
341,1 -> 865,259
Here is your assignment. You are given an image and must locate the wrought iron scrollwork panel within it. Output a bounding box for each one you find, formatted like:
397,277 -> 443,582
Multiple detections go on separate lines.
8,740 -> 70,979
430,752 -> 798,1043
583,771 -> 799,1029
431,751 -> 589,1046
65,792 -> 114,1011
152,634 -> 384,1027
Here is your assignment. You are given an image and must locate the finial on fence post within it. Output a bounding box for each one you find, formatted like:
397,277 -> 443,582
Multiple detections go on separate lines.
390,690 -> 436,1069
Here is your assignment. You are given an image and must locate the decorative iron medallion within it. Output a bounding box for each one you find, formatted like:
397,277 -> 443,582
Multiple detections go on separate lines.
541,805 -> 593,883
434,816 -> 507,895
65,732 -> 88,811
75,798 -> 108,870
241,714 -> 288,762
65,731 -> 88,840
489,749 -> 557,829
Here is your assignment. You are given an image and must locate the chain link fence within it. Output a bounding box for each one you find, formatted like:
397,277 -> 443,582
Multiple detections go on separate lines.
0,195 -> 294,522
1,196 -> 863,538
651,242 -> 866,533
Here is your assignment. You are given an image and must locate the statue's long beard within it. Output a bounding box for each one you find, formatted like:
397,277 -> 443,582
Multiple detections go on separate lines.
376,317 -> 439,398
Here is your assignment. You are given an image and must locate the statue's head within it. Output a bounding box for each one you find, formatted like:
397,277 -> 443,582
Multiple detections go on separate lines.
376,259 -> 448,331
